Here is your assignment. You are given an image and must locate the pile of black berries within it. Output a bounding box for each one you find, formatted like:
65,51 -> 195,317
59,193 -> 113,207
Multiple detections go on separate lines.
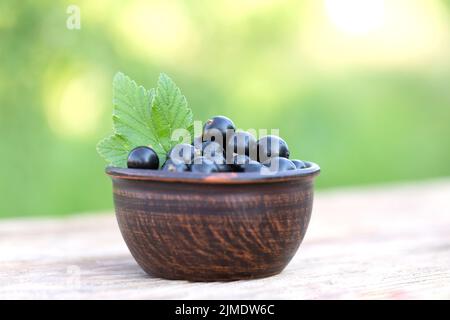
127,116 -> 309,173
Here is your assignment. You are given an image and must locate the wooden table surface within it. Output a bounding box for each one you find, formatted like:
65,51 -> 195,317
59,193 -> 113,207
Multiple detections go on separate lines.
1,179 -> 450,299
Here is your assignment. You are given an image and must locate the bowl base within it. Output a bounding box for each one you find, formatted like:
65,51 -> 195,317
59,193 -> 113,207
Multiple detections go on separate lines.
141,268 -> 284,282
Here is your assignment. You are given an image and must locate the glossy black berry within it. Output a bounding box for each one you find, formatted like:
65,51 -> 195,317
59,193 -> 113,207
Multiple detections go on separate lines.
161,159 -> 189,172
292,159 -> 307,169
202,141 -> 224,159
202,116 -> 235,148
192,136 -> 202,149
263,157 -> 296,172
227,131 -> 257,160
207,153 -> 232,172
217,163 -> 233,172
233,154 -> 251,164
257,135 -> 290,163
190,156 -> 219,173
167,143 -> 200,165
232,154 -> 251,172
242,160 -> 264,173
127,146 -> 159,169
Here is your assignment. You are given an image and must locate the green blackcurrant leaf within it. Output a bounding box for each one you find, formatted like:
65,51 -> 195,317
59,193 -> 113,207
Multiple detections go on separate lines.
96,134 -> 131,167
112,73 -> 163,150
151,73 -> 193,152
97,72 -> 194,168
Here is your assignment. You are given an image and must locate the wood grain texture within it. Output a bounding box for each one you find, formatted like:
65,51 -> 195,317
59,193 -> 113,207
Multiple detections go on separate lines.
1,179 -> 450,299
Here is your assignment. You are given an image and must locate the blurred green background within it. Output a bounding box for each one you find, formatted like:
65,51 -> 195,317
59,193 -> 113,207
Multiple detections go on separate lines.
1,0 -> 449,218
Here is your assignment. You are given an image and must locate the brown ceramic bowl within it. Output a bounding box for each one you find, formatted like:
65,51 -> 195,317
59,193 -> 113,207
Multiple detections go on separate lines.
106,161 -> 320,282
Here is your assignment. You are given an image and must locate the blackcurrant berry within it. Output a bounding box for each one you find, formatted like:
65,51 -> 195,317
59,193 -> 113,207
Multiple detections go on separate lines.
192,136 -> 202,149
167,143 -> 200,165
207,153 -> 233,172
257,135 -> 290,163
232,154 -> 251,172
161,159 -> 189,172
227,131 -> 257,160
127,146 -> 159,169
292,159 -> 307,169
202,141 -> 224,159
190,156 -> 219,173
202,116 -> 235,148
263,157 -> 296,172
217,163 -> 234,172
242,160 -> 264,173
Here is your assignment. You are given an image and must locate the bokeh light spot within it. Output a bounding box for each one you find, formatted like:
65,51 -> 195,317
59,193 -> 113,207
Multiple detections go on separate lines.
324,0 -> 385,36
46,72 -> 106,139
116,0 -> 198,62
299,0 -> 450,69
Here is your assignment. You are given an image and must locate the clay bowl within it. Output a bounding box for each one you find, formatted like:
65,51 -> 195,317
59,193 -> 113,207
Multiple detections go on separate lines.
106,161 -> 320,282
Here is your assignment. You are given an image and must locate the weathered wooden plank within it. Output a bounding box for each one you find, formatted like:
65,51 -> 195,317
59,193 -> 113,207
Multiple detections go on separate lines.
1,179 -> 449,299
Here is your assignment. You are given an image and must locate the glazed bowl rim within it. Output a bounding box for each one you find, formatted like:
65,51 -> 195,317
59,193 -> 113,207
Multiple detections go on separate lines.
106,161 -> 320,184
